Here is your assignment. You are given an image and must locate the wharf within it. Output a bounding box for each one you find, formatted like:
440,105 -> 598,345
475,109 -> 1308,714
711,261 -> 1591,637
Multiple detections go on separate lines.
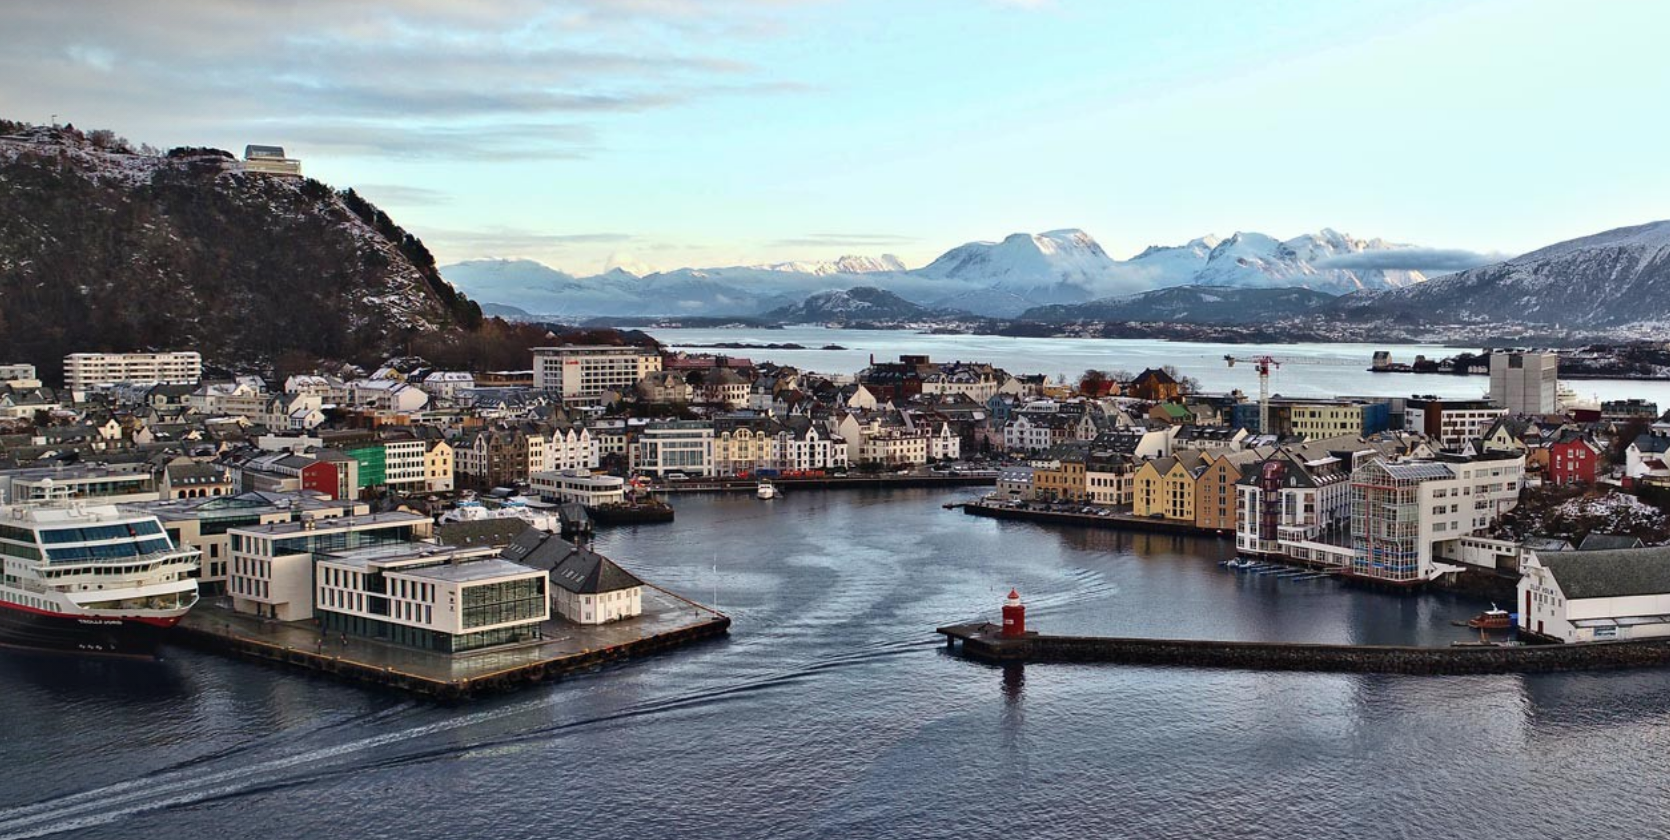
658,474 -> 996,494
173,586 -> 729,699
937,623 -> 1670,675
960,499 -> 1228,537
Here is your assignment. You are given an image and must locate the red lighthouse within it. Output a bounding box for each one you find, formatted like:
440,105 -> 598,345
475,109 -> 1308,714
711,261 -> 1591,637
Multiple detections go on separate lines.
1001,589 -> 1026,637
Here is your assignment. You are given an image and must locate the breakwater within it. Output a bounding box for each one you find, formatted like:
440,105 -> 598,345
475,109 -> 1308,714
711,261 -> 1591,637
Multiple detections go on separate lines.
938,623 -> 1670,675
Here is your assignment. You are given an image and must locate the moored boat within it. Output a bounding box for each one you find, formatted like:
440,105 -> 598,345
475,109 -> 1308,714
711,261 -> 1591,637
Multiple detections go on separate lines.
0,488 -> 201,656
756,480 -> 777,500
1467,604 -> 1513,629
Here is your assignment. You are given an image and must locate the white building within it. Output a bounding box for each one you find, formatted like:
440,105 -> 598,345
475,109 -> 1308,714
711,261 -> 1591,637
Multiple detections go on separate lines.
928,422 -> 961,461
383,438 -> 429,491
530,469 -> 626,506
633,422 -> 715,478
0,363 -> 38,385
316,543 -> 548,652
532,346 -> 662,405
774,423 -> 848,472
1519,546 -> 1670,642
1405,398 -> 1507,451
500,529 -> 644,626
1349,454 -> 1525,584
64,351 -> 201,397
347,379 -> 429,413
228,511 -> 432,621
542,425 -> 601,473
1490,351 -> 1558,415
418,371 -> 476,401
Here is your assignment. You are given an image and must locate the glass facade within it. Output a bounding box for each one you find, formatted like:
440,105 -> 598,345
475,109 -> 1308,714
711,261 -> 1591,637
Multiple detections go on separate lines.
461,578 -> 547,629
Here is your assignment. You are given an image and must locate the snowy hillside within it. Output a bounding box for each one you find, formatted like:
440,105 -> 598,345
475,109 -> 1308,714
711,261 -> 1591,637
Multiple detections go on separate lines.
750,255 -> 907,275
1332,220 -> 1670,328
1192,229 -> 1425,293
764,287 -> 932,323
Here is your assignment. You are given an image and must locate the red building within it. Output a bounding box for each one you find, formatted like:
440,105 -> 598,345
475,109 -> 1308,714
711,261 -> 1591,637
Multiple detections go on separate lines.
300,460 -> 343,499
1548,432 -> 1600,486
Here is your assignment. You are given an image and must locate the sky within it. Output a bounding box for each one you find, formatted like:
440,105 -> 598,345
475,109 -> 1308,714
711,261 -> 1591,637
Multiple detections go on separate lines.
6,0 -> 1669,275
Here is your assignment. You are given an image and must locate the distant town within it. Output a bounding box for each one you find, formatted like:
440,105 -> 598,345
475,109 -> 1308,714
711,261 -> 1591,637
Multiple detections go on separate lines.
4,338 -> 1670,683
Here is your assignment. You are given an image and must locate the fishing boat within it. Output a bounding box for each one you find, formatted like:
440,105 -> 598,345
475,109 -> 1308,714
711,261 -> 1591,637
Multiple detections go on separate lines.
1467,604 -> 1513,629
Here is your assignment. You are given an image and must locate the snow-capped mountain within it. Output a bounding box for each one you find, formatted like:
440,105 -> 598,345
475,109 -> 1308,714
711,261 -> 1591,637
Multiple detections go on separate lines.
1192,229 -> 1425,293
1332,220 -> 1670,328
750,254 -> 907,275
442,227 -> 1432,319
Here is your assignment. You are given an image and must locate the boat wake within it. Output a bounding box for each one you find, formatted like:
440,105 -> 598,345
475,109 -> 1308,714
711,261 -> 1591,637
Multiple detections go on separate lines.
0,638 -> 935,839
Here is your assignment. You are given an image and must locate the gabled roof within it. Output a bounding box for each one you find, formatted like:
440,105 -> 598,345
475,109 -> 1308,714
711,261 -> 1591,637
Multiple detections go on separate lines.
500,527 -> 644,594
1540,546 -> 1670,599
1578,532 -> 1646,552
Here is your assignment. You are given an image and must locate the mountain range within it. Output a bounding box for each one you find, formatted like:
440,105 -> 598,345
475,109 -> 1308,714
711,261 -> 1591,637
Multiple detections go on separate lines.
441,227 -> 1434,319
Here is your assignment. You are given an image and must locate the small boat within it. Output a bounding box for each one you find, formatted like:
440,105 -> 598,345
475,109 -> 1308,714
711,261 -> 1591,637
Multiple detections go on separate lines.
756,480 -> 777,500
1467,605 -> 1513,629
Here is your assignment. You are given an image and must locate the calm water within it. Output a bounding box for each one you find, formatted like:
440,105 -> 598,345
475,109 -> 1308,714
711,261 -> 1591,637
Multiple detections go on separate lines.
3,489 -> 1668,839
659,326 -> 1670,407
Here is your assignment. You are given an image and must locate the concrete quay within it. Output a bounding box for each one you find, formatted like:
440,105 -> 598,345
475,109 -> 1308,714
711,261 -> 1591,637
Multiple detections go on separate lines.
959,499 -> 1229,536
173,587 -> 729,699
938,622 -> 1670,676
658,473 -> 996,494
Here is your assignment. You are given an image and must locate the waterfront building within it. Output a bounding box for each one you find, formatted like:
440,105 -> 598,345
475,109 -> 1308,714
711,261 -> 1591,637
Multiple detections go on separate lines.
1405,397 -> 1508,451
64,351 -> 202,398
124,491 -> 365,595
1085,452 -> 1133,506
501,528 -> 646,625
532,346 -> 662,405
531,469 -> 626,506
714,419 -> 777,476
1518,546 -> 1670,642
1489,351 -> 1558,415
1033,446 -> 1088,503
634,421 -> 716,478
1133,451 -> 1207,521
228,511 -> 432,621
1235,449 -> 1354,560
1194,449 -> 1265,532
774,420 -> 849,472
315,542 -> 547,652
996,465 -> 1036,501
1349,453 -> 1525,584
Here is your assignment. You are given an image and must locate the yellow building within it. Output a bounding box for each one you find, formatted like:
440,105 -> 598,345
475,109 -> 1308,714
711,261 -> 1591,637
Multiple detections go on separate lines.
1287,403 -> 1366,439
425,439 -> 454,493
1134,451 -> 1207,521
1034,454 -> 1087,502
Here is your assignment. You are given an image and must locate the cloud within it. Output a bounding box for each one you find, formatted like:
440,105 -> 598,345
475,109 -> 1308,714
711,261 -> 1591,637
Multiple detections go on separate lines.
0,0 -> 806,160
1312,247 -> 1507,272
350,184 -> 453,206
420,226 -> 636,256
770,233 -> 922,248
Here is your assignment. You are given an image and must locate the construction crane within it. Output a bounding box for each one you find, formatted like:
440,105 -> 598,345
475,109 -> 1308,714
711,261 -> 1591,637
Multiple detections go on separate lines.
1222,354 -> 1354,435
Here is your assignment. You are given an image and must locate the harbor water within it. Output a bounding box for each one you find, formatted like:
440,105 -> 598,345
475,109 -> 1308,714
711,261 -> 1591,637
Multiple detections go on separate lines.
2,488 -> 1667,839
658,326 -> 1670,408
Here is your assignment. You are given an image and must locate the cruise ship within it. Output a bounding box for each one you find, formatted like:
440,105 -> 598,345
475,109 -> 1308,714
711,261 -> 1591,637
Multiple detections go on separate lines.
0,486 -> 201,655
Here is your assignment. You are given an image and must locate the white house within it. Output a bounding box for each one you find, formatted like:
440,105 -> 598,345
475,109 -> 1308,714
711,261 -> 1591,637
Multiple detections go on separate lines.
501,529 -> 645,625
531,469 -> 627,506
1519,546 -> 1670,642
